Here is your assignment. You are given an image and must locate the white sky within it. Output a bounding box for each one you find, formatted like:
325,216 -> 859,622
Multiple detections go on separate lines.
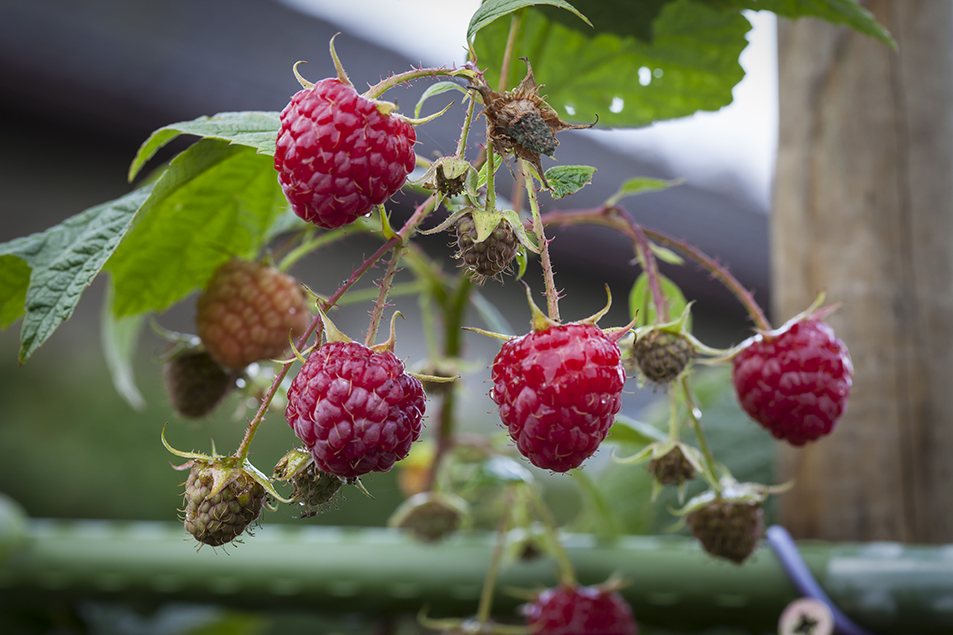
278,0 -> 778,208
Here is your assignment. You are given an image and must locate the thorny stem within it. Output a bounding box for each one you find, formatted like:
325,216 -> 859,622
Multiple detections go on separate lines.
679,375 -> 722,493
364,67 -> 477,101
476,489 -> 515,625
631,223 -> 669,323
535,205 -> 771,330
455,87 -> 477,159
668,391 -> 681,441
235,195 -> 438,459
521,159 -> 560,322
365,242 -> 404,347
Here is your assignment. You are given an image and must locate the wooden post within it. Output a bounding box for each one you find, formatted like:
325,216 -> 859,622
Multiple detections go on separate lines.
773,1 -> 953,542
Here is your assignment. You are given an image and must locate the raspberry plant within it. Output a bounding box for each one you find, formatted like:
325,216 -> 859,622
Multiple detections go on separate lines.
0,0 -> 893,630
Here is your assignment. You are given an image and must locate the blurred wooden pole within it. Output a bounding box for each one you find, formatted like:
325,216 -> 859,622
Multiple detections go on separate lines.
773,1 -> 953,542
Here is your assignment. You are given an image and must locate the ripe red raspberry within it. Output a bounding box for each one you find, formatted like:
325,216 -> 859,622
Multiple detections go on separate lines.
732,319 -> 852,446
522,584 -> 638,635
286,341 -> 426,479
490,323 -> 626,472
274,78 -> 417,229
196,259 -> 310,370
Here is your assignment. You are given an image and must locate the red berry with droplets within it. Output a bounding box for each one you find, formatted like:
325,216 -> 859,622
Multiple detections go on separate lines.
522,584 -> 638,635
286,341 -> 426,479
274,78 -> 417,229
732,319 -> 852,446
490,323 -> 626,472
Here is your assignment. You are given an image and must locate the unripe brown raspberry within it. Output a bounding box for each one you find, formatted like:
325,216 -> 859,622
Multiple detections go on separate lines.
687,498 -> 763,564
632,329 -> 695,385
455,212 -> 519,281
196,259 -> 310,370
163,349 -> 236,418
182,461 -> 265,547
648,445 -> 696,487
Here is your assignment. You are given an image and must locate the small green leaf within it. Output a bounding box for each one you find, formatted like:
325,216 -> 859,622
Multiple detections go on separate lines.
0,187 -> 152,362
101,280 -> 147,411
607,414 -> 667,446
109,139 -> 287,317
629,271 -> 689,328
604,177 -> 681,208
467,0 -> 591,42
544,165 -> 597,199
415,82 -> 468,119
477,154 -> 503,189
129,111 -> 281,182
648,241 -> 684,266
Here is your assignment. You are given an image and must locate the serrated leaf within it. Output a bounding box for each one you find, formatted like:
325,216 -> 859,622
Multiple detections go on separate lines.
544,165 -> 596,199
605,176 -> 681,207
708,0 -> 895,48
0,255 -> 30,328
0,187 -> 152,362
415,81 -> 468,119
101,280 -> 147,411
607,414 -> 667,446
467,0 -> 591,42
629,271 -> 689,328
108,139 -> 287,317
475,0 -> 749,128
128,111 -> 281,182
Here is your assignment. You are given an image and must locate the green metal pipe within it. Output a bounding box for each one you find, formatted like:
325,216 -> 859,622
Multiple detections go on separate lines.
0,494 -> 950,633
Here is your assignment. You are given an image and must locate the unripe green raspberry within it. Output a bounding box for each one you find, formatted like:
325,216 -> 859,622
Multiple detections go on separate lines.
196,259 -> 310,370
632,329 -> 695,385
163,349 -> 236,418
455,212 -> 519,281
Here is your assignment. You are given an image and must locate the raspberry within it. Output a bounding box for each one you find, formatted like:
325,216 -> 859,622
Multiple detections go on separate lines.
631,329 -> 695,385
163,349 -> 236,418
522,584 -> 638,635
731,319 -> 852,445
274,78 -> 416,229
687,498 -> 763,564
490,323 -> 626,472
286,341 -> 426,479
455,211 -> 519,281
389,492 -> 468,542
196,259 -> 310,370
182,460 -> 265,547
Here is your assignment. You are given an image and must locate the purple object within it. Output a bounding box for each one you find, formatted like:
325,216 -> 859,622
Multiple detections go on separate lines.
766,525 -> 879,635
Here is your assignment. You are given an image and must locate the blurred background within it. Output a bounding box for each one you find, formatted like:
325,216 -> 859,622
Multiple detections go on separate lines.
0,1 -> 779,633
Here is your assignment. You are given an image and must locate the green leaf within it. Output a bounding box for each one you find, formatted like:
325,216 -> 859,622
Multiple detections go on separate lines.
648,241 -> 684,266
477,153 -> 503,189
108,139 -> 287,317
101,280 -> 147,411
607,414 -> 667,446
475,0 -> 750,128
604,176 -> 681,207
415,82 -> 468,119
467,0 -> 591,42
544,165 -> 597,199
470,290 -> 515,336
0,255 -> 30,328
0,187 -> 151,362
128,111 -> 281,182
629,271 -> 689,328
708,0 -> 895,49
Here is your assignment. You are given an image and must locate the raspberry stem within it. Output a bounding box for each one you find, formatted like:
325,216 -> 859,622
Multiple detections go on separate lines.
364,242 -> 404,347
529,486 -> 577,587
534,205 -> 771,330
476,489 -> 514,625
679,375 -> 722,493
632,224 -> 670,323
498,11 -> 524,93
363,67 -> 478,101
520,159 -> 560,322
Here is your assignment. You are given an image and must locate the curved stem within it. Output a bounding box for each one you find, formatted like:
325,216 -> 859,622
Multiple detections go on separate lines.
535,206 -> 771,330
365,243 -> 403,347
520,159 -> 560,322
476,488 -> 514,625
529,487 -> 576,587
364,67 -> 477,101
